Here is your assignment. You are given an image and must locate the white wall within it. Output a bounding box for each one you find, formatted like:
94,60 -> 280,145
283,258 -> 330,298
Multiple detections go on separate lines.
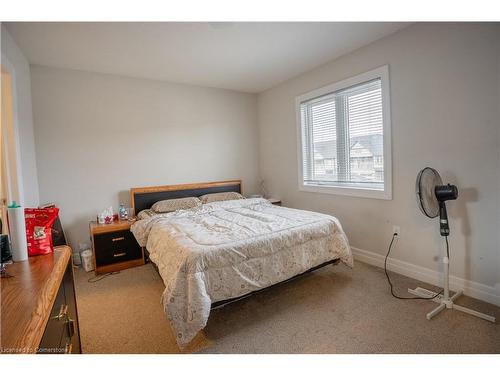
1,24 -> 39,207
31,65 -> 260,248
258,23 -> 500,292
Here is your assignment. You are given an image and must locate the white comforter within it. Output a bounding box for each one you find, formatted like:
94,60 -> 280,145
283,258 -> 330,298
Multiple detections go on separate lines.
130,198 -> 352,346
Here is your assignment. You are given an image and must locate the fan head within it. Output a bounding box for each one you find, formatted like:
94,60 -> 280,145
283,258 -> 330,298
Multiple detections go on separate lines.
416,167 -> 442,218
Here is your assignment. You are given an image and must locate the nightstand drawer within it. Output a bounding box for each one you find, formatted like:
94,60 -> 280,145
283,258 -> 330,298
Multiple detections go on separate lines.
94,231 -> 142,267
95,246 -> 142,267
94,230 -> 137,251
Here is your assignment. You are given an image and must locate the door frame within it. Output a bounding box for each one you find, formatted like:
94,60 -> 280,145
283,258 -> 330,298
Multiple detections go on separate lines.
1,59 -> 25,211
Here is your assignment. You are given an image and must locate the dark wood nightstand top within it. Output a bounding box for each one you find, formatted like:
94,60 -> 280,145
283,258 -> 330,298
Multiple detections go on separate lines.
89,219 -> 136,235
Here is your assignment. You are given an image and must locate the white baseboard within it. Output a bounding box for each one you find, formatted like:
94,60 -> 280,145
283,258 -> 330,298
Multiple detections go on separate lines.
351,246 -> 500,307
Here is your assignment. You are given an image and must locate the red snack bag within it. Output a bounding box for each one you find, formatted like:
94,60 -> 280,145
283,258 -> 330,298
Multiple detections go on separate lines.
25,207 -> 60,256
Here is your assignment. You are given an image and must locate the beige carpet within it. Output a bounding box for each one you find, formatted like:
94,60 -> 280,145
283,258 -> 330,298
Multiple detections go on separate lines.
74,261 -> 500,353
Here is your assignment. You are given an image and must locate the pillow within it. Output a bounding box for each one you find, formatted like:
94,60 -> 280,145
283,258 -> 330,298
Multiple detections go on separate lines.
200,192 -> 245,204
151,197 -> 202,213
136,209 -> 156,220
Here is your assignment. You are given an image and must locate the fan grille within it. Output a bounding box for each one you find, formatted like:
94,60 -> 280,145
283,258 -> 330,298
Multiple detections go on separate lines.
416,167 -> 442,218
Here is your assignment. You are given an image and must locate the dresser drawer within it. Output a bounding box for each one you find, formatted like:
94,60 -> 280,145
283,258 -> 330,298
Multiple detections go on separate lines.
94,230 -> 142,267
38,261 -> 81,354
38,280 -> 66,352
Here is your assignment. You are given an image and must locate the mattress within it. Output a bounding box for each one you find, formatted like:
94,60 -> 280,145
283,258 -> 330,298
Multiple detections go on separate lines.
130,198 -> 353,346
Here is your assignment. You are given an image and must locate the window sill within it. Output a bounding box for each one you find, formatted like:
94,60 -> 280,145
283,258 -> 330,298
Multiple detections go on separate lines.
299,183 -> 392,200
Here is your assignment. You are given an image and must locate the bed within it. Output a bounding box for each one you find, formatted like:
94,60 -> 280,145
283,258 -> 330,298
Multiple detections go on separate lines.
129,180 -> 353,347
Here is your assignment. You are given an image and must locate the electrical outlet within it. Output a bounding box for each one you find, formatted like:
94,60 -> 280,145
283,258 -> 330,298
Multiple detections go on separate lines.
392,225 -> 401,236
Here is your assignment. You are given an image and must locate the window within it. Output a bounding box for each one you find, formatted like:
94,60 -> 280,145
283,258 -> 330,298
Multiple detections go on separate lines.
296,65 -> 392,199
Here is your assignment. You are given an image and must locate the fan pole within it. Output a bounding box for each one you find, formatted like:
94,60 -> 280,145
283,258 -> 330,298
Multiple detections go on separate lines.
443,255 -> 449,301
407,255 -> 495,322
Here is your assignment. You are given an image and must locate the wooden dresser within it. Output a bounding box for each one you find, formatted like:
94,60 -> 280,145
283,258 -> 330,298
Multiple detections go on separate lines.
0,246 -> 81,354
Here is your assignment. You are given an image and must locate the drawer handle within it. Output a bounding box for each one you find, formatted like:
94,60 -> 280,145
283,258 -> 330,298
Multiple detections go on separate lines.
112,236 -> 125,242
51,304 -> 68,320
113,252 -> 127,257
64,342 -> 73,354
66,317 -> 75,338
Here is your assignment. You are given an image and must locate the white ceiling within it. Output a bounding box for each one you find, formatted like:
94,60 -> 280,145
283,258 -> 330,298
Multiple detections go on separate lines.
6,22 -> 409,93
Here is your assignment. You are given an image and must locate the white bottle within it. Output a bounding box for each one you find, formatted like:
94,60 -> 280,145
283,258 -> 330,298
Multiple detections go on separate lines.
7,202 -> 28,262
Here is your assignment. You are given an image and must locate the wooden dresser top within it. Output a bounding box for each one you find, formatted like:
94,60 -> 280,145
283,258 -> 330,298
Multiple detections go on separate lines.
1,246 -> 71,353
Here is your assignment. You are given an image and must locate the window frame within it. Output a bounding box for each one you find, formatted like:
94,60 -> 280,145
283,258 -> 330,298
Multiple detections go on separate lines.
295,65 -> 392,200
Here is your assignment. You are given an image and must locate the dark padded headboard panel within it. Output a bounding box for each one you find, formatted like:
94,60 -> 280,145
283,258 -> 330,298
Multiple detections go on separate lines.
130,180 -> 242,214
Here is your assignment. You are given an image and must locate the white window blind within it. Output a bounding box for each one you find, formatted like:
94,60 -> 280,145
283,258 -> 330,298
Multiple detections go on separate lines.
299,75 -> 387,194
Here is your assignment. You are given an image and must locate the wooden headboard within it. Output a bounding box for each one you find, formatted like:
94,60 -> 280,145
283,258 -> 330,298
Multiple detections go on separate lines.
130,180 -> 242,215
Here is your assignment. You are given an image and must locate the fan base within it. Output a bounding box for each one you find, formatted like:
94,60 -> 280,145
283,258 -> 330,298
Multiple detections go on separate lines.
407,287 -> 495,322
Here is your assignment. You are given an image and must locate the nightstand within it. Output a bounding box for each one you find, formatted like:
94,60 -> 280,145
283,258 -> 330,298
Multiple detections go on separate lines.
268,198 -> 282,206
89,220 -> 144,275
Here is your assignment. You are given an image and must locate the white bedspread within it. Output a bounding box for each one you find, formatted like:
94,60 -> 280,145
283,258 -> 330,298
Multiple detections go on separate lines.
130,198 -> 352,346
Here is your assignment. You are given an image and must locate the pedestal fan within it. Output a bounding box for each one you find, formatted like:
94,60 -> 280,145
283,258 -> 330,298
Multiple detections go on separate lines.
408,167 -> 495,322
